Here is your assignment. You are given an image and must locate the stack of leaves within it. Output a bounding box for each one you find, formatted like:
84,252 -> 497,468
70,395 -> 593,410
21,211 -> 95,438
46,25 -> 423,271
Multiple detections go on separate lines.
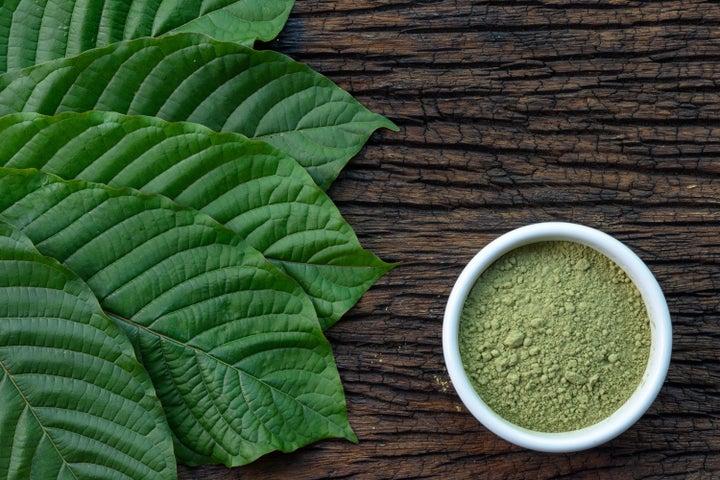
0,1 -> 397,477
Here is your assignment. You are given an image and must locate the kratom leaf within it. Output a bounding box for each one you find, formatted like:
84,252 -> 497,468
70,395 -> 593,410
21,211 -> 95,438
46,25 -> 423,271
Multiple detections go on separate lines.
0,33 -> 397,189
168,0 -> 296,43
0,0 -> 295,72
0,168 -> 356,467
0,221 -> 177,479
0,111 -> 394,329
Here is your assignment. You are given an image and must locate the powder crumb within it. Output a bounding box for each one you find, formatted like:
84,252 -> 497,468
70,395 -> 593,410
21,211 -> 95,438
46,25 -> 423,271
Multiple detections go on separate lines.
503,330 -> 525,348
564,370 -> 587,385
434,375 -> 450,394
574,258 -> 591,271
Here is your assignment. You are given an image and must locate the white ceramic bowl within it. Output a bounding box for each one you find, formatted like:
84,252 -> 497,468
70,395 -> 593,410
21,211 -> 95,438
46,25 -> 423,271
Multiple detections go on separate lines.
442,222 -> 672,452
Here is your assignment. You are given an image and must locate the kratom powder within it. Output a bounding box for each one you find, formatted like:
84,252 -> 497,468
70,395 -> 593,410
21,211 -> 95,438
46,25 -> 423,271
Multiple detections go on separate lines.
458,241 -> 651,432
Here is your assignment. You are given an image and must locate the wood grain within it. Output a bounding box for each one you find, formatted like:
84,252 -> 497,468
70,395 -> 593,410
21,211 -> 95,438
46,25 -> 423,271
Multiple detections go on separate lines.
180,1 -> 720,478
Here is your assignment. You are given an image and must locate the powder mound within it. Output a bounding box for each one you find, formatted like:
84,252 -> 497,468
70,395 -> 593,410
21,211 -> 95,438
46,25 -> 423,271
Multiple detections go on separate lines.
458,241 -> 651,432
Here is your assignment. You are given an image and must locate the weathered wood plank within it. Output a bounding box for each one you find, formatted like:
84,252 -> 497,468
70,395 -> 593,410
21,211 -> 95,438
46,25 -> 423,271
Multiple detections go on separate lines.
182,0 -> 720,478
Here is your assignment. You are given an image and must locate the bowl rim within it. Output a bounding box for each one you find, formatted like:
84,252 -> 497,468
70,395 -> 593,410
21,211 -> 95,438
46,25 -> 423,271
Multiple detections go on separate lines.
442,222 -> 672,452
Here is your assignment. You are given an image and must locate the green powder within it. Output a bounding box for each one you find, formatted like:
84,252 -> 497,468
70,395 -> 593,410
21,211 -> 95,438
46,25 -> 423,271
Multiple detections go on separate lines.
459,241 -> 651,432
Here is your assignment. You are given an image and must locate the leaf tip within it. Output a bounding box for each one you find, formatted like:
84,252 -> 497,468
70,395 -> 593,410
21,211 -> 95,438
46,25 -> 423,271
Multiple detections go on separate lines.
383,117 -> 400,133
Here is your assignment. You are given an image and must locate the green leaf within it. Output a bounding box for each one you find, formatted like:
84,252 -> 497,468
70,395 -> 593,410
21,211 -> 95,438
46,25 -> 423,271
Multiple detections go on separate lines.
0,0 -> 296,72
0,168 -> 356,467
0,221 -> 177,479
168,0 -> 296,43
0,33 -> 397,189
0,111 -> 395,329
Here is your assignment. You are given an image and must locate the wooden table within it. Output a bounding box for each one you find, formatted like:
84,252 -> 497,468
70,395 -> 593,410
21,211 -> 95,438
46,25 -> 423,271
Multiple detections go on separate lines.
180,1 -> 720,478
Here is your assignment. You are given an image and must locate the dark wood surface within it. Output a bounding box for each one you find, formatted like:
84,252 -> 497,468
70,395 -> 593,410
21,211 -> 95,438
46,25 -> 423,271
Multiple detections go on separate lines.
179,1 -> 720,478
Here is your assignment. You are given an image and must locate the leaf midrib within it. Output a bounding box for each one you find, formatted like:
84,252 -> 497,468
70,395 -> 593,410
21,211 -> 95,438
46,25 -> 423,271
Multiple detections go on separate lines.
0,360 -> 81,480
254,116 -> 392,140
109,312 -> 345,441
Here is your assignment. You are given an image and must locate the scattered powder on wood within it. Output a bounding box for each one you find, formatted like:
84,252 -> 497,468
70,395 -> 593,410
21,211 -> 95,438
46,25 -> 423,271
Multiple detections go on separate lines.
459,241 -> 651,432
